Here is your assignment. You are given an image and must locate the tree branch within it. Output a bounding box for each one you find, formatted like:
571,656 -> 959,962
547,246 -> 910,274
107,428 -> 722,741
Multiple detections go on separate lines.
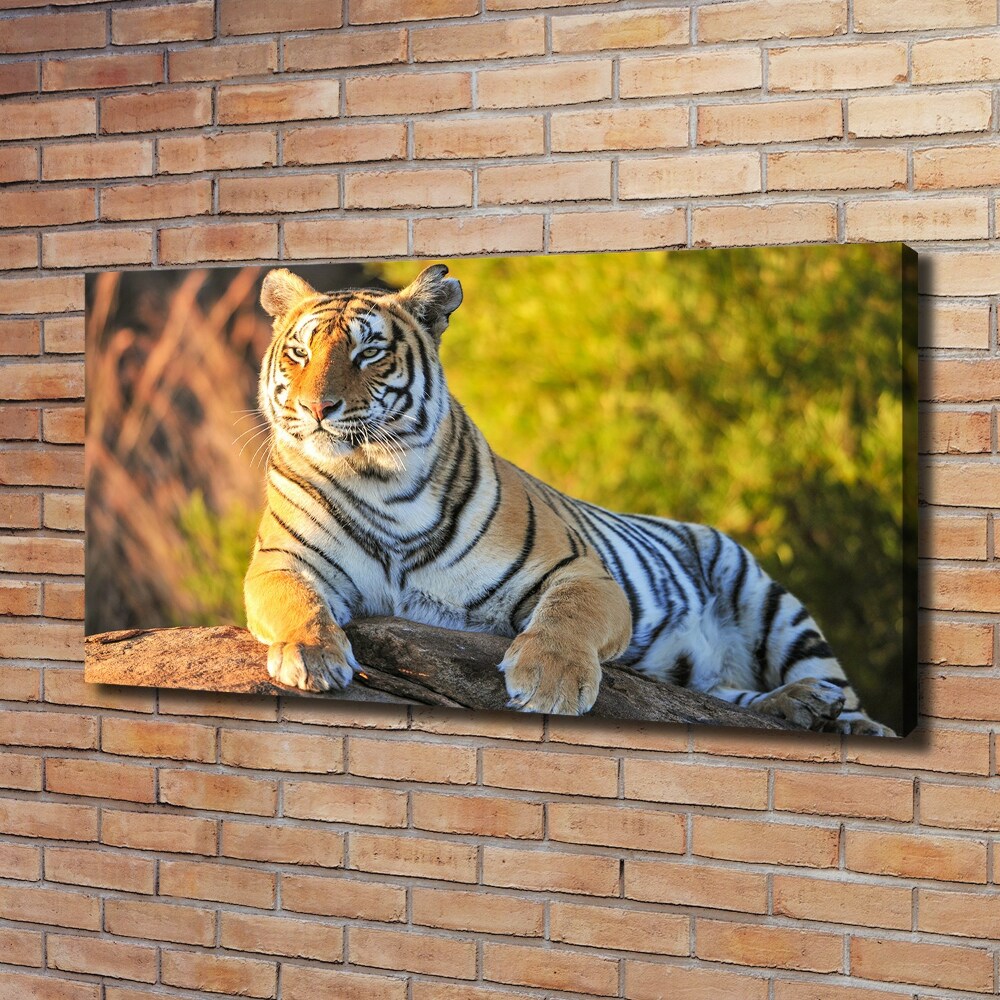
85,617 -> 799,731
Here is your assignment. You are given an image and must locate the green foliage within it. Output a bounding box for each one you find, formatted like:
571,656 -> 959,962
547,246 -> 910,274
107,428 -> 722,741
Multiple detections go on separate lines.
375,246 -> 906,730
174,490 -> 257,628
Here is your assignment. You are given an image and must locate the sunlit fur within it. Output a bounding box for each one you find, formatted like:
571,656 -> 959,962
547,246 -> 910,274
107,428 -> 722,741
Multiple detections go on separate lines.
244,265 -> 893,735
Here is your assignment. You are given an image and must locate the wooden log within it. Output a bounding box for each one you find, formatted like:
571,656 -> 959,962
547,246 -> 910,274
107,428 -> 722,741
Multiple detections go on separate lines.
84,616 -> 799,730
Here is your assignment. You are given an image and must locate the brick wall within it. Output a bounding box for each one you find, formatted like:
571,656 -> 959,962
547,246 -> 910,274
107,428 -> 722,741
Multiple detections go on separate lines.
0,0 -> 998,996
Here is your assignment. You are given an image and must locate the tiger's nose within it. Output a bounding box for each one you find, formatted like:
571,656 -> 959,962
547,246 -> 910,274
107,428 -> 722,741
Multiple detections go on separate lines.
303,399 -> 340,422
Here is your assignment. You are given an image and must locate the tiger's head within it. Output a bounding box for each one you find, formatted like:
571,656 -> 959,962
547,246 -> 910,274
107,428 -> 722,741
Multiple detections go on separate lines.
258,264 -> 462,468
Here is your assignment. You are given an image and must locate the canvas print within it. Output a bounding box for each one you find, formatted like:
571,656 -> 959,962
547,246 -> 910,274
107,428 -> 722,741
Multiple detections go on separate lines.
85,245 -> 917,737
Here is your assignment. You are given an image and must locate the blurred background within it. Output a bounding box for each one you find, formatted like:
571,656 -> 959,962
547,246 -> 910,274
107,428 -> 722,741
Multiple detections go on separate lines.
86,245 -> 910,730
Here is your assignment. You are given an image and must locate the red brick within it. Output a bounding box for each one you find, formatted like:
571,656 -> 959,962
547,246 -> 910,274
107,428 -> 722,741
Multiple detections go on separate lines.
218,173 -> 339,214
412,17 -> 544,61
919,619 -> 993,665
626,858 -> 768,913
349,735 -> 477,783
479,160 -> 611,205
0,708 -> 94,748
44,846 -> 155,894
913,35 -> 1000,85
45,668 -> 154,712
160,222 -> 278,264
923,359 -> 1000,402
0,972 -> 97,1000
625,759 -> 768,808
412,791 -> 543,839
921,566 -> 1000,614
100,179 -> 211,221
773,770 -> 913,820
284,122 -> 406,165
42,139 -> 153,180
351,0 -> 477,23
222,818 -> 345,867
697,919 -> 842,973
768,148 -> 907,192
284,218 -> 407,260
282,873 -> 405,922
409,709 -> 544,741
220,0 -> 343,34
159,768 -> 278,816
285,30 -> 405,71
0,884 -> 98,931
0,842 -> 40,880
846,196 -> 988,242
0,187 -> 94,227
41,409 -> 82,445
483,845 -> 618,895
694,815 -> 840,867
626,962 -> 769,1000
102,718 -> 215,761
101,809 -> 217,855
346,72 -> 471,116
414,115 -> 543,159
43,52 -> 162,92
0,622 -> 81,660
284,780 -> 407,827
0,927 -> 42,968
412,886 -> 544,937
160,858 -> 275,907
915,143 -> 1000,191
851,936 -> 993,992
855,0 -> 994,32
921,252 -> 1000,297
920,509 -> 988,559
158,131 -> 277,174
553,8 -> 688,52
282,966 -> 405,1000
846,828 -> 987,883
773,874 -> 912,929
413,214 -> 543,256
170,40 -> 278,82
101,88 -> 212,134
919,411 -> 991,455
0,235 -> 38,270
352,832 -> 478,882
550,207 -> 686,252
0,10 -> 105,54
551,901 -> 689,955
105,898 -> 215,947
112,1 -> 214,44
478,60 -> 610,109
919,887 -> 1000,939
0,147 -> 37,184
0,320 -> 41,357
22,329 -> 73,364
161,951 -> 277,999
699,0 -> 847,41
849,91 -> 992,139
483,942 -> 618,995
621,48 -> 761,97
221,911 -> 343,962
351,926 -> 477,979
345,168 -> 473,209
0,665 -> 40,701
46,757 -> 154,803
920,781 -> 1000,831
220,728 -> 343,772
847,726 -> 989,775
0,752 -> 42,790
482,746 -> 617,796
0,492 -> 41,528
0,276 -> 84,314
700,98 -> 842,145
0,60 -> 38,96
43,229 -> 153,269
553,105 -> 688,152
218,79 -> 341,125
769,41 -> 907,91
0,407 -> 39,439
694,203 -> 837,247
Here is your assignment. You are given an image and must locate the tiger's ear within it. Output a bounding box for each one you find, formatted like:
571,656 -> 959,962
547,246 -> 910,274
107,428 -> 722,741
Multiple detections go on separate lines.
396,264 -> 463,340
260,268 -> 318,323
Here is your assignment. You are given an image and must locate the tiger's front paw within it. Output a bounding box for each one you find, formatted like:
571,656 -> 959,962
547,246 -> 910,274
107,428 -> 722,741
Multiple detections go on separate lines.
499,633 -> 601,716
267,640 -> 356,692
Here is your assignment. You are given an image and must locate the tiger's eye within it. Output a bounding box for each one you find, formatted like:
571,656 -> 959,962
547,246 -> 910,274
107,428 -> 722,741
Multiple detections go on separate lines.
359,347 -> 381,360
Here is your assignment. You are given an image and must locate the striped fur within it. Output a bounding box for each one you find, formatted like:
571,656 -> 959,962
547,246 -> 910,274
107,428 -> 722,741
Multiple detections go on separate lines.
244,265 -> 894,735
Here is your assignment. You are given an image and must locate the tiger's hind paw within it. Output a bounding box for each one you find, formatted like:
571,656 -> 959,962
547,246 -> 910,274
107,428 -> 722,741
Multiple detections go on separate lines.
267,641 -> 355,693
757,677 -> 845,731
824,714 -> 897,738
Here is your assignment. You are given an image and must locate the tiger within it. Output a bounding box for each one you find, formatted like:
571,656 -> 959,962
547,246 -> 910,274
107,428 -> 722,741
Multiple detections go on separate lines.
244,264 -> 895,737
